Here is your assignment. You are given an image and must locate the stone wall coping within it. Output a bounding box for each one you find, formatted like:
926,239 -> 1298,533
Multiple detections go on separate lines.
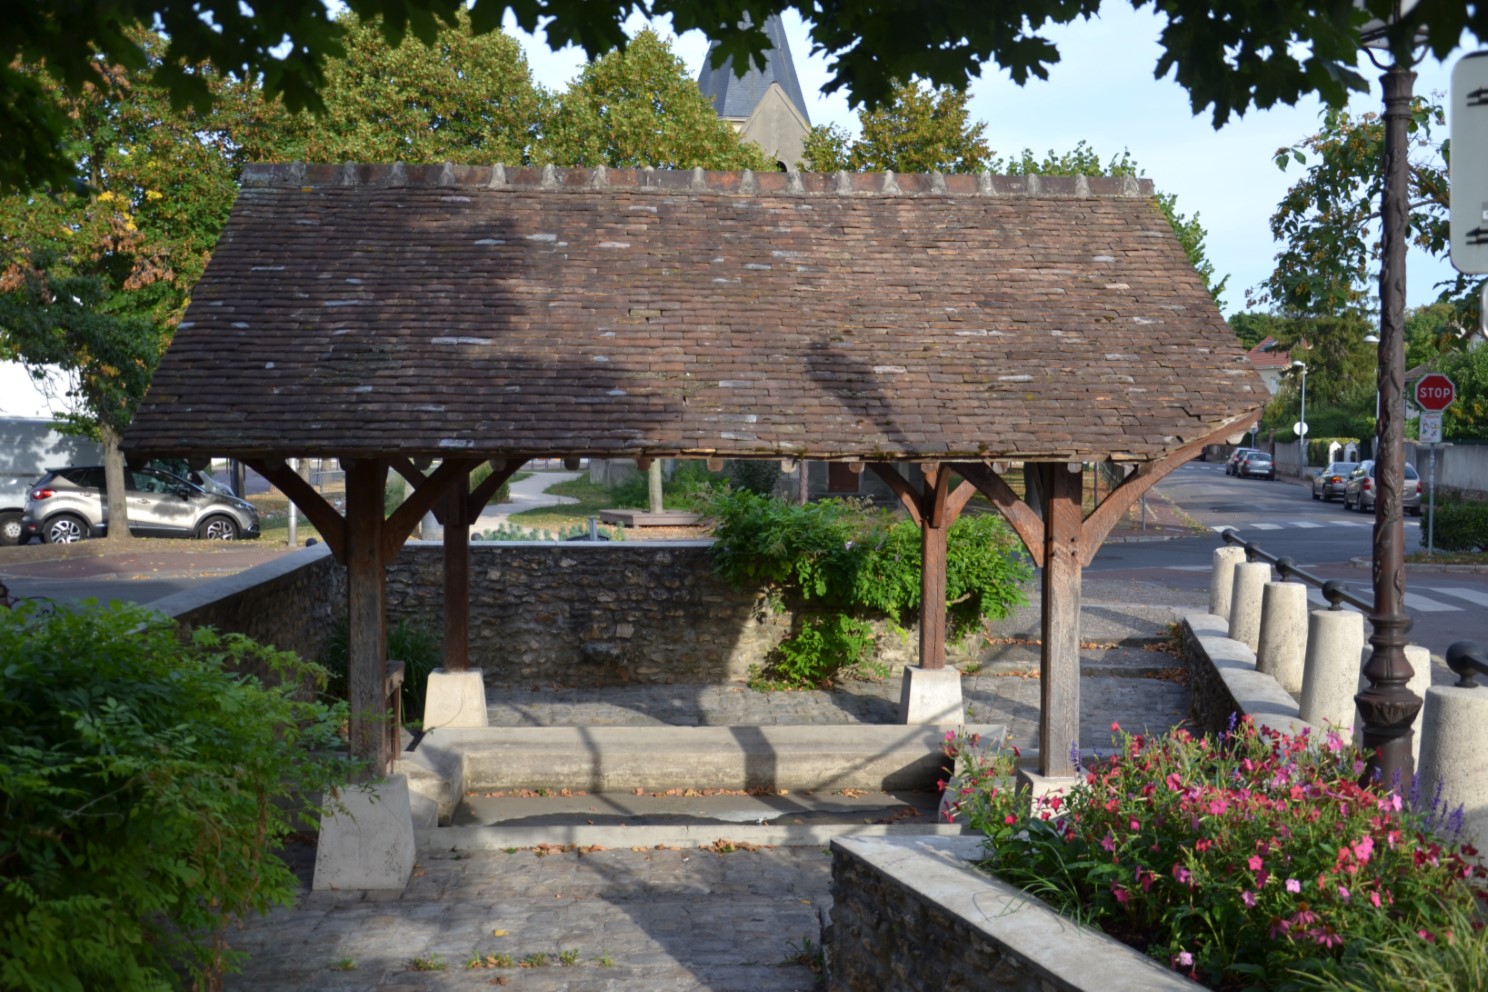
148,543 -> 335,623
830,835 -> 1193,991
403,538 -> 717,550
1183,611 -> 1322,740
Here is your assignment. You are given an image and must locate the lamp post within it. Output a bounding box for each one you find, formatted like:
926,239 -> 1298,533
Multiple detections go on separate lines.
1355,54 -> 1423,789
1364,332 -> 1381,434
1292,360 -> 1308,474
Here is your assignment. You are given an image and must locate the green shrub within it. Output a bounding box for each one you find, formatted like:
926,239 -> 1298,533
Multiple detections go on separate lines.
1422,499 -> 1488,552
320,616 -> 445,724
707,491 -> 1031,686
0,601 -> 355,991
727,459 -> 782,496
468,462 -> 516,506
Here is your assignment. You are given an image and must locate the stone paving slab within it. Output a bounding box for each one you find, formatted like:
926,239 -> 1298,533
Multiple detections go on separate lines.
225,847 -> 830,992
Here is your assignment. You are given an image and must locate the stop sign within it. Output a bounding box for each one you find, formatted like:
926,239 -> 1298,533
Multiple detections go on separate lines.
1416,373 -> 1456,412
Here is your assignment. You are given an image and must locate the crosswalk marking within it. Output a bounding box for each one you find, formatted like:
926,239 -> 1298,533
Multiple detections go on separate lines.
1290,521 -> 1326,529
1404,591 -> 1462,613
1211,519 -> 1398,534
1249,523 -> 1283,530
1426,587 -> 1488,609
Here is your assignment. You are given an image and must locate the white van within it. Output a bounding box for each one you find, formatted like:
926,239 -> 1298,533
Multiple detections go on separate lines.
0,418 -> 102,544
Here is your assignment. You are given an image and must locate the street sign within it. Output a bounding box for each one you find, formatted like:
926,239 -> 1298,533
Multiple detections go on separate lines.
1293,421 -> 1309,436
1420,412 -> 1444,444
1451,51 -> 1488,274
1416,373 -> 1457,412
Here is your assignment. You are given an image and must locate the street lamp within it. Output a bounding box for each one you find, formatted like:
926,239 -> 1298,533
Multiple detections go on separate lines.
1292,360 -> 1308,474
1364,332 -> 1381,430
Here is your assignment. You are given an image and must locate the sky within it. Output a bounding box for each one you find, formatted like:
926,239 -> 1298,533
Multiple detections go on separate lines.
1,5 -> 1476,417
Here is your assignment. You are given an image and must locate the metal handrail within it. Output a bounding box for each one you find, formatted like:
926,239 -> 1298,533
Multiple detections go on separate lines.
1446,641 -> 1488,688
1219,527 -> 1373,613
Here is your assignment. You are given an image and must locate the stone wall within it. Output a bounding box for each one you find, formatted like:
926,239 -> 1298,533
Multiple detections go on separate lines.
386,540 -> 785,684
149,544 -> 347,680
828,836 -> 1191,992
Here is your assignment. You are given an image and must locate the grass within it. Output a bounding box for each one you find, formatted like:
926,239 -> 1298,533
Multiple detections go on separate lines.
506,475 -> 636,531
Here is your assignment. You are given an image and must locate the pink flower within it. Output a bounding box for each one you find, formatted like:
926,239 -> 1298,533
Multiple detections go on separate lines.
1337,886 -> 1351,903
1241,890 -> 1256,908
1286,879 -> 1301,894
1176,951 -> 1194,968
1352,835 -> 1374,864
1111,721 -> 1122,733
1172,865 -> 1192,885
1129,818 -> 1140,831
1370,891 -> 1382,909
1101,832 -> 1116,853
1111,883 -> 1130,905
1248,855 -> 1264,871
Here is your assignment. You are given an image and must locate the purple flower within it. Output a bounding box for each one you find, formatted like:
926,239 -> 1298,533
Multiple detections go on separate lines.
1241,890 -> 1256,908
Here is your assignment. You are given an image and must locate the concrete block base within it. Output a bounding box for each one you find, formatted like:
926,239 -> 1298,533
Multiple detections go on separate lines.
898,666 -> 964,725
1015,755 -> 1081,811
313,776 -> 417,891
423,668 -> 489,729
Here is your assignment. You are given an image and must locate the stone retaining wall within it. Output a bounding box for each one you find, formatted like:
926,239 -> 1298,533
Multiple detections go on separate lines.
155,540 -> 984,686
828,836 -> 1192,992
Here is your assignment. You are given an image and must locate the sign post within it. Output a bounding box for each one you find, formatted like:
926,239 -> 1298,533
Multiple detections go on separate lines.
1414,375 -> 1456,555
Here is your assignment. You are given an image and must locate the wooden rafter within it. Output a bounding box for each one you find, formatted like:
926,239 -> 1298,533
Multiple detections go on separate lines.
947,461 -> 1047,567
468,459 -> 526,518
382,458 -> 479,562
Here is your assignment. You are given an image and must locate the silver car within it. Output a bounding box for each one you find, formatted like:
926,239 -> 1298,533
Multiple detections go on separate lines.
1342,460 -> 1422,516
21,465 -> 260,543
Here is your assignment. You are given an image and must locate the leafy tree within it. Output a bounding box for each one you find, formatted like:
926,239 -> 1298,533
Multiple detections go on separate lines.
539,30 -> 772,170
0,37 -> 238,540
1001,142 -> 1227,304
4,1 -> 1480,194
1437,343 -> 1488,439
801,80 -> 991,174
238,11 -> 546,166
1263,97 -> 1463,319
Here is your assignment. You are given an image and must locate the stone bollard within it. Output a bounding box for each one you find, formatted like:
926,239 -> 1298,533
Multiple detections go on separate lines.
1416,685 -> 1488,854
1256,582 -> 1309,694
1227,562 -> 1272,652
1354,645 -> 1432,766
1298,609 -> 1364,730
1210,546 -> 1247,618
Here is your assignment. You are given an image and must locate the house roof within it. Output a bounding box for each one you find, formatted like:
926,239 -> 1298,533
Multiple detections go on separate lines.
1245,336 -> 1293,371
123,163 -> 1264,463
696,14 -> 811,125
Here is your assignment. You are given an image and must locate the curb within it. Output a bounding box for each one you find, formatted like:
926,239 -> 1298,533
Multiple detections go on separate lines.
1348,555 -> 1488,574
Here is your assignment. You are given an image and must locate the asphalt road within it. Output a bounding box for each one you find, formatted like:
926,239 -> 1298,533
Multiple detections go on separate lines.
1091,460 -> 1488,660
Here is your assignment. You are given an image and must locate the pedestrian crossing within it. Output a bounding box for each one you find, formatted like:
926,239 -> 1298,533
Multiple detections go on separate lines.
1301,586 -> 1488,615
1211,520 -> 1380,533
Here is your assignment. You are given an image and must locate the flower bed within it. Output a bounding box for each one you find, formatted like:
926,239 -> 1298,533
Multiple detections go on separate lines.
946,719 -> 1487,989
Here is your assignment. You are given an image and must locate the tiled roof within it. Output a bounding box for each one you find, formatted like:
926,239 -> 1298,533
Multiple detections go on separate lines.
1245,337 -> 1293,370
124,163 -> 1265,463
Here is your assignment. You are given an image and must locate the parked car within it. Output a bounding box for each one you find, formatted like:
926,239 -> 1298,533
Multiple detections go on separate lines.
1342,460 -> 1422,515
1311,461 -> 1358,502
1226,448 -> 1260,476
21,465 -> 260,543
1237,451 -> 1276,480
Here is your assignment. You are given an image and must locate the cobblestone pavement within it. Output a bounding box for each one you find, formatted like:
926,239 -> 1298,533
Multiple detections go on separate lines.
227,846 -> 831,991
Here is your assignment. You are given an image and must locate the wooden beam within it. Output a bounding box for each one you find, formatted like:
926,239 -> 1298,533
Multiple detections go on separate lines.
866,463 -> 924,524
467,459 -> 525,518
1077,416 -> 1257,567
382,458 -> 477,562
443,466 -> 472,672
1040,463 -> 1084,779
946,479 -> 977,524
947,461 -> 1045,567
246,458 -> 346,562
344,459 -> 390,775
918,465 -> 951,670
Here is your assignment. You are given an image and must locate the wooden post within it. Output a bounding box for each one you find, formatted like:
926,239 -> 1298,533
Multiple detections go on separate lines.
919,466 -> 950,670
442,466 -> 472,672
344,459 -> 390,777
1040,463 -> 1084,778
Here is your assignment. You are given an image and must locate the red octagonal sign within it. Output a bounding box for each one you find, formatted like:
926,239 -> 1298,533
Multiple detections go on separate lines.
1416,373 -> 1456,412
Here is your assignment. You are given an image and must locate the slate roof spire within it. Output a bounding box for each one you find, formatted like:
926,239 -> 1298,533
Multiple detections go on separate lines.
696,14 -> 810,127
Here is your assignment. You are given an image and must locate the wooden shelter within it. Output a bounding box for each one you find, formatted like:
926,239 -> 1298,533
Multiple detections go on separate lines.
126,162 -> 1263,779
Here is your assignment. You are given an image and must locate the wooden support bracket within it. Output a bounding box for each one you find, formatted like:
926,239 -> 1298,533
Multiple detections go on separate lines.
468,459 -> 526,518
948,461 -> 1046,568
247,458 -> 347,562
383,458 -> 479,562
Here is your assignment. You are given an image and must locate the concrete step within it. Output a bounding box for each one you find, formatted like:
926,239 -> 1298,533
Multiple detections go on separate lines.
413,722 -> 1003,794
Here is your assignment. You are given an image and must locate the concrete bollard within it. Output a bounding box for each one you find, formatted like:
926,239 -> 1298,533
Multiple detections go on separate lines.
1298,609 -> 1364,730
1227,562 -> 1272,651
1354,645 -> 1433,767
1256,582 -> 1309,694
1210,546 -> 1247,618
1416,684 -> 1488,854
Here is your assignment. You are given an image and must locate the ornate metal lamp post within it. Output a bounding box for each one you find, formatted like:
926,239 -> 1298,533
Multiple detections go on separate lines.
1355,53 -> 1423,789
1291,360 -> 1308,473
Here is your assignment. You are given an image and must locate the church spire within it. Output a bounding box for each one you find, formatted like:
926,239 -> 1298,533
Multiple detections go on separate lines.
696,14 -> 810,127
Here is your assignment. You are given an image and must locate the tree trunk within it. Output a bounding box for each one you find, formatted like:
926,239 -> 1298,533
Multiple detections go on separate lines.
100,424 -> 132,544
